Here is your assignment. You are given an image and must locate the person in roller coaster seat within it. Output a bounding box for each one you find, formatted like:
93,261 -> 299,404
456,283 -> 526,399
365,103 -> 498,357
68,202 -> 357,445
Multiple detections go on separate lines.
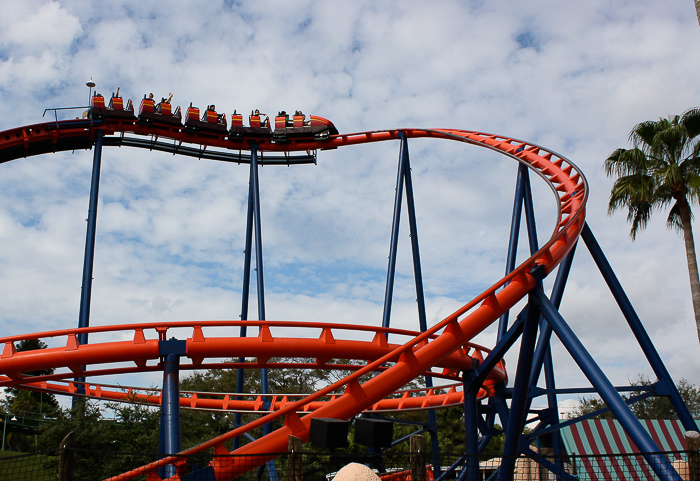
294,110 -> 310,126
156,93 -> 173,113
206,104 -> 224,123
254,109 -> 269,127
278,110 -> 292,127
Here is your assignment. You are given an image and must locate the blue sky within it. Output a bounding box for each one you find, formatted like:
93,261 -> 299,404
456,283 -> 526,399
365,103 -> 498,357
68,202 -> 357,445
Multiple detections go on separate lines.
1,0 -> 700,415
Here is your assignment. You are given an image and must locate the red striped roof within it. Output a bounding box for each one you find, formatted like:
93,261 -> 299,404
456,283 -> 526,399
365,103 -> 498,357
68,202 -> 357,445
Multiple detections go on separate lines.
560,419 -> 699,481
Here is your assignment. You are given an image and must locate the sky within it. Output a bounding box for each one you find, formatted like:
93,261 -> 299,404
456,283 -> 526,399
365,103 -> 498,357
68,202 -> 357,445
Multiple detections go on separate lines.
1,0 -> 700,418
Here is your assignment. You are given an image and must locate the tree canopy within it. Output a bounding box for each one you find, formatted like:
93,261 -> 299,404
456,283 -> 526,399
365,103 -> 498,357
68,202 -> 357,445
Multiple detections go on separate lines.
570,376 -> 700,421
2,339 -> 59,417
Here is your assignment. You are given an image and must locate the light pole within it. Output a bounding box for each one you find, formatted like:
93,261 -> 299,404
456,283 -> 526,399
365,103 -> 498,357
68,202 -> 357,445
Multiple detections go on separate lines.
86,78 -> 96,105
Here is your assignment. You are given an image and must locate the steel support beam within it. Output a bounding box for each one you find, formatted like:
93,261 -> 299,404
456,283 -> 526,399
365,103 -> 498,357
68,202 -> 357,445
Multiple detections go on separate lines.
235,146 -> 276,479
498,163 -> 528,340
397,133 -> 441,473
533,288 -> 682,481
234,144 -> 273,458
234,147 -> 257,446
382,135 -> 407,331
581,223 -> 697,432
75,129 -> 104,401
462,370 -> 480,481
498,290 -> 542,480
521,168 -> 538,256
159,339 -> 185,479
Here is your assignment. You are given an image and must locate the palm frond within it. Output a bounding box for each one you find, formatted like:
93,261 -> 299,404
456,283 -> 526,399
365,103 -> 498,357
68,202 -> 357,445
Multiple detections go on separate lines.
666,202 -> 684,233
656,163 -> 685,191
682,107 -> 700,139
686,174 -> 700,203
608,175 -> 659,226
628,201 -> 654,239
681,155 -> 700,173
604,148 -> 650,177
630,121 -> 660,151
654,123 -> 686,153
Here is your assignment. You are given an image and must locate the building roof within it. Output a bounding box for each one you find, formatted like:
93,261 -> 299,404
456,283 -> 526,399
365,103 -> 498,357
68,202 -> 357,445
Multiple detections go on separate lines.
560,419 -> 700,481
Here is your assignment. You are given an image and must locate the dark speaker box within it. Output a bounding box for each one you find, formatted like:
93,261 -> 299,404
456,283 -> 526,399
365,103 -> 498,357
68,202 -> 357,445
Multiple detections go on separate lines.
310,418 -> 349,449
354,418 -> 393,449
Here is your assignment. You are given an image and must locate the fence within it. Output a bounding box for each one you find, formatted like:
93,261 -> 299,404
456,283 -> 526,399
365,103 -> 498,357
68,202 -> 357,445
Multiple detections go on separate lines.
1,448 -> 699,481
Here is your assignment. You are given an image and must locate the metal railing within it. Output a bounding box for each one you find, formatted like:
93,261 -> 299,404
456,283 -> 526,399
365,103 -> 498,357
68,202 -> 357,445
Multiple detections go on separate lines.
2,448 -> 699,481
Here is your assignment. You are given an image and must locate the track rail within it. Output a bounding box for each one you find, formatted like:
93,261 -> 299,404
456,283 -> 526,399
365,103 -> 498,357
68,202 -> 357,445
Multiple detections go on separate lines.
0,321 -> 505,412
0,119 -> 587,481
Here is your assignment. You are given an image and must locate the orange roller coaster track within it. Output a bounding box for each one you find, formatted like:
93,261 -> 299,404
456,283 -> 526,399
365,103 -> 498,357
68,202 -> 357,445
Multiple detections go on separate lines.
0,109 -> 587,480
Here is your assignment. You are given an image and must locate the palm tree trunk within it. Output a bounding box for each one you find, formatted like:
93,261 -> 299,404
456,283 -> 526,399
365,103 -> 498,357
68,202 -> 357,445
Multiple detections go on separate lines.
678,197 -> 700,345
696,0 -> 700,27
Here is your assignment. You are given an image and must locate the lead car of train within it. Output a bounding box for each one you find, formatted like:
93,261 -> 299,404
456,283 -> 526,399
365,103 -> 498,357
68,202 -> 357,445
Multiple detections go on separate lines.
89,91 -> 339,142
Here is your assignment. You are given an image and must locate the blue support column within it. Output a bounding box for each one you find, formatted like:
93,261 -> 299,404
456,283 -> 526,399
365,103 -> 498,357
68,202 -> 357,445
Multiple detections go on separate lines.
498,292 -> 541,480
382,135 -> 407,330
401,134 -> 427,335
250,145 -> 267,325
159,339 -> 186,479
528,248 -> 575,398
462,370 -> 480,481
533,288 -> 682,481
526,248 -> 576,465
234,153 -> 256,447
249,146 -> 271,427
541,248 -> 576,462
399,133 -> 441,473
472,308 -> 526,447
521,168 -> 539,256
580,223 -> 697,432
474,311 -> 526,389
75,129 -> 104,401
498,164 -> 527,340
239,163 -> 255,332
247,146 -> 277,480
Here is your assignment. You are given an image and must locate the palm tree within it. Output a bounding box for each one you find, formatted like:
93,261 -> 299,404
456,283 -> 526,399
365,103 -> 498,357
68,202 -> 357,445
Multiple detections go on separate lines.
695,0 -> 700,28
605,107 -> 700,347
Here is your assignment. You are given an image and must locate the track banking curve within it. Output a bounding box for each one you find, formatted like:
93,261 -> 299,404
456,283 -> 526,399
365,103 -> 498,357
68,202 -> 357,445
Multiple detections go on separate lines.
0,116 -> 587,480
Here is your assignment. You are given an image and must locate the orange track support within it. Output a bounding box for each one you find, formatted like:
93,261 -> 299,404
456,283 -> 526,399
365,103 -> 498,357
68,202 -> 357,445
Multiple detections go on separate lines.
0,119 -> 587,481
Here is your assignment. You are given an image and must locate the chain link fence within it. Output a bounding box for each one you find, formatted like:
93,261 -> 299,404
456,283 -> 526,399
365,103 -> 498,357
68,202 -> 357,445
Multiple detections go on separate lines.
1,448 -> 699,481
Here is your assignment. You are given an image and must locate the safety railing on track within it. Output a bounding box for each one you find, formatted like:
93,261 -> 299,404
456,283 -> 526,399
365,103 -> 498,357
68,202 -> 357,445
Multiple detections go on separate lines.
0,321 -> 504,416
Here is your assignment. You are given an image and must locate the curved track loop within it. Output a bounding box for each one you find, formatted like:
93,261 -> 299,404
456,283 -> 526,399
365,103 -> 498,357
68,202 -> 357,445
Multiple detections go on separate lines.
0,321 -> 504,412
0,120 -> 587,480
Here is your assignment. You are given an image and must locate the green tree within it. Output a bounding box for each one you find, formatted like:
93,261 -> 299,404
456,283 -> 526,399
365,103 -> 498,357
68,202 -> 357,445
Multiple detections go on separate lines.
570,376 -> 700,420
178,358 -> 335,449
605,108 -> 700,347
2,339 -> 59,416
38,400 -> 161,479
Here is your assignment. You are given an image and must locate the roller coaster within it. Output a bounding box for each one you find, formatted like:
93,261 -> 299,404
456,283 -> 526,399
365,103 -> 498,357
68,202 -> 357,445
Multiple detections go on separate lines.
0,91 -> 696,481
